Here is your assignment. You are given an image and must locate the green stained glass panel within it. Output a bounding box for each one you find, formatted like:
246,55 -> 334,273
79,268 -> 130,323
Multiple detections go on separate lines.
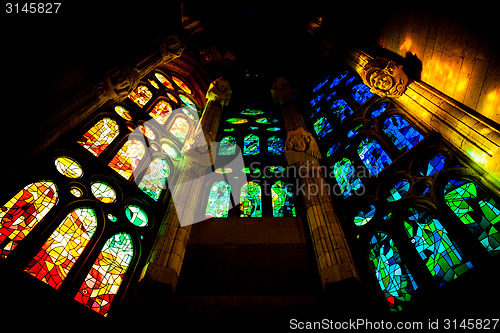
205,181 -> 231,218
244,134 -> 260,155
333,157 -> 363,198
125,205 -> 148,227
271,181 -> 295,217
386,180 -> 410,202
219,136 -> 237,155
313,117 -> 332,138
138,158 -> 170,200
354,204 -> 376,226
240,182 -> 262,217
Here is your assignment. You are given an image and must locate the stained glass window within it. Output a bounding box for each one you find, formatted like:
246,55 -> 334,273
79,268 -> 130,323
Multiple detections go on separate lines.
114,105 -> 133,121
444,180 -> 500,255
148,79 -> 159,89
244,134 -> 260,155
149,100 -> 172,125
241,109 -> 265,115
347,124 -> 363,138
205,181 -> 231,218
333,158 -> 363,198
357,138 -> 392,177
0,181 -> 58,258
326,143 -> 340,157
169,118 -> 190,142
418,154 -> 446,176
25,207 -> 97,289
368,232 -> 418,312
74,232 -> 134,316
266,127 -> 281,132
227,118 -> 248,124
313,75 -> 330,92
172,76 -> 193,95
313,117 -> 333,138
155,72 -> 174,90
70,187 -> 83,198
386,180 -> 410,202
219,136 -> 237,155
331,99 -> 353,123
330,71 -> 348,88
128,85 -> 152,108
54,156 -> 83,178
370,103 -> 388,118
255,118 -> 278,124
310,93 -> 323,107
125,205 -> 148,227
383,116 -> 424,152
354,204 -> 376,226
162,143 -> 178,159
108,139 -> 146,180
138,158 -> 170,200
91,181 -> 117,203
404,207 -> 472,286
268,136 -> 284,155
271,181 -> 295,217
77,118 -> 120,157
351,82 -> 374,105
240,182 -> 262,217
138,125 -> 155,141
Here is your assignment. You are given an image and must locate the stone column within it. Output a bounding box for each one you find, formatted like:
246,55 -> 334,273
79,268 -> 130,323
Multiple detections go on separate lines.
272,78 -> 359,289
141,78 -> 231,292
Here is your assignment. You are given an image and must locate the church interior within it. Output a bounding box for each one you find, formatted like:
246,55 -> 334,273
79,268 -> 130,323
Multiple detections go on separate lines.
1,1 -> 499,331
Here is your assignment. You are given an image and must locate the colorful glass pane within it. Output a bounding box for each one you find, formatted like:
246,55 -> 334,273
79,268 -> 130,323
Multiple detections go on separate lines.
77,118 -> 120,157
166,92 -> 179,103
271,181 -> 295,217
54,156 -> 83,178
138,125 -> 155,140
444,180 -> 500,255
354,204 -> 376,226
161,143 -> 178,158
241,109 -> 265,115
331,99 -> 353,123
313,75 -> 330,92
368,232 -> 418,312
74,232 -> 134,316
227,118 -> 248,124
90,182 -> 117,203
310,93 -> 323,107
326,143 -> 340,157
370,103 -> 388,118
240,182 -> 262,217
313,117 -> 333,138
125,205 -> 148,227
404,207 -> 472,286
148,79 -> 159,89
347,124 -> 363,138
25,208 -> 97,289
333,157 -> 363,198
154,72 -> 174,90
330,71 -> 348,88
172,76 -> 193,95
351,82 -> 374,105
138,158 -> 170,200
70,187 -> 83,197
386,180 -> 410,202
255,118 -> 278,124
170,118 -> 190,142
357,138 -> 392,177
128,85 -> 152,108
383,116 -> 424,152
268,136 -> 284,155
149,100 -> 172,125
108,139 -> 146,180
114,105 -> 133,121
266,127 -> 281,131
418,154 -> 446,176
219,136 -> 237,156
244,134 -> 260,155
0,181 -> 58,258
205,181 -> 231,218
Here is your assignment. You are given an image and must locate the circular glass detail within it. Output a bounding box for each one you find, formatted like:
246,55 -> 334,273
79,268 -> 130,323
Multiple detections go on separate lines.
90,181 -> 117,203
215,167 -> 233,174
418,154 -> 446,176
354,204 -> 376,226
125,205 -> 149,227
70,186 -> 83,197
55,156 -> 83,178
386,180 -> 410,202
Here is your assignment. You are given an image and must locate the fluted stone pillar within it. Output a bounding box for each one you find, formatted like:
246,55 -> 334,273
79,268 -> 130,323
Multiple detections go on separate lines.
272,78 -> 359,289
141,78 -> 231,291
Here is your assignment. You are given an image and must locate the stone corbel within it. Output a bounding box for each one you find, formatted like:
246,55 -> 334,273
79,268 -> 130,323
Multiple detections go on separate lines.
95,67 -> 140,102
160,35 -> 186,63
284,127 -> 322,167
359,57 -> 409,98
206,77 -> 232,106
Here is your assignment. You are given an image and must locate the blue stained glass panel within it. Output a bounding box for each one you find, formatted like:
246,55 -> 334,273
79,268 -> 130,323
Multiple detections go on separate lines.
357,138 -> 392,177
419,154 -> 446,176
331,99 -> 353,123
268,136 -> 284,155
244,134 -> 260,155
219,136 -> 237,155
313,117 -> 333,138
351,83 -> 374,104
383,116 -> 424,152
386,180 -> 410,202
330,71 -> 348,88
333,157 -> 363,198
370,103 -> 388,118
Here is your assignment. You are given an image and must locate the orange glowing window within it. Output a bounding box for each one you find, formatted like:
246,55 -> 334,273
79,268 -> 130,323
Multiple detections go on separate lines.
154,72 -> 175,90
172,76 -> 193,95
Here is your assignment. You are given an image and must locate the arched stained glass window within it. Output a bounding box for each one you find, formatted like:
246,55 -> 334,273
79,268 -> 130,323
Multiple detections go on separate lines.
240,182 -> 262,217
354,204 -> 376,226
268,136 -> 284,155
108,139 -> 146,180
417,154 -> 446,176
128,85 -> 152,108
351,82 -> 374,105
383,116 -> 424,152
154,72 -> 174,90
404,207 -> 472,286
271,181 -> 295,217
24,207 -> 98,289
313,117 -> 333,138
368,232 -> 418,312
357,138 -> 392,177
0,181 -> 58,258
444,180 -> 500,255
244,134 -> 260,155
74,232 -> 134,317
172,76 -> 193,95
169,117 -> 190,142
205,181 -> 231,218
219,136 -> 237,155
149,100 -> 172,125
138,158 -> 170,201
77,118 -> 120,157
331,99 -> 353,123
333,157 -> 363,198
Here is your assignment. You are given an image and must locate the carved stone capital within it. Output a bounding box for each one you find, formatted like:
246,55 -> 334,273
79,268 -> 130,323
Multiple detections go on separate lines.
161,35 -> 186,63
285,127 -> 322,167
359,57 -> 409,98
206,77 -> 232,106
96,67 -> 140,102
271,77 -> 296,104
181,126 -> 215,168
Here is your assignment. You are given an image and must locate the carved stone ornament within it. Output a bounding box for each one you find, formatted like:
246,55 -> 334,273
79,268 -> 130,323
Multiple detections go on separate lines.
96,67 -> 140,102
161,35 -> 186,63
284,127 -> 322,167
181,125 -> 215,167
359,57 -> 409,98
271,77 -> 295,104
206,77 -> 232,106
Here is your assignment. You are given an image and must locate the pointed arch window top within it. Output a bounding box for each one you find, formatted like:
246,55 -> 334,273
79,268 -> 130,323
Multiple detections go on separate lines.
383,116 -> 423,152
108,139 -> 146,180
78,118 -> 120,157
206,181 -> 231,218
240,182 -> 262,217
